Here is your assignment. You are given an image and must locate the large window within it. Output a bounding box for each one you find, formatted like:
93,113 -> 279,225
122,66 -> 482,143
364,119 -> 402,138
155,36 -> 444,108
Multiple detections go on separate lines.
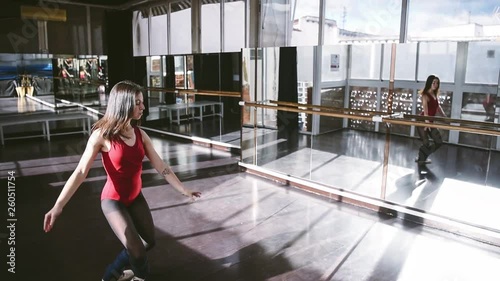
171,1 -> 192,55
224,0 -> 245,52
408,1 -> 499,41
201,0 -> 221,53
261,1 -> 289,47
417,42 -> 457,83
350,44 -> 382,80
290,0 -> 320,46
132,10 -> 149,56
382,43 -> 417,81
150,11 -> 168,56
466,42 -> 500,85
326,0 -> 401,43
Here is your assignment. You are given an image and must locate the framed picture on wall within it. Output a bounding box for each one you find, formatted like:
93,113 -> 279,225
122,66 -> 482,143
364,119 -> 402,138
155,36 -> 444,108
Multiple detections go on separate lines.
151,57 -> 161,72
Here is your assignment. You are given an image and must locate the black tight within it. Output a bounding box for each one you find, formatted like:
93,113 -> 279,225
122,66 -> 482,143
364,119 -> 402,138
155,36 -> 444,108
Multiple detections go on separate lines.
101,193 -> 155,280
416,127 -> 443,161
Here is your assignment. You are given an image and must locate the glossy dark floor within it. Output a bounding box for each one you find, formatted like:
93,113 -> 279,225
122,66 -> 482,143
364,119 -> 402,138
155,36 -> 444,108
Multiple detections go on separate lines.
2,133 -> 500,281
242,127 -> 500,231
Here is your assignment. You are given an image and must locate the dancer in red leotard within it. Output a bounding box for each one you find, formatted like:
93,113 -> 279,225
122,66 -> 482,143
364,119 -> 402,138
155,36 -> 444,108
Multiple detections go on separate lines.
43,81 -> 201,281
415,75 -> 447,165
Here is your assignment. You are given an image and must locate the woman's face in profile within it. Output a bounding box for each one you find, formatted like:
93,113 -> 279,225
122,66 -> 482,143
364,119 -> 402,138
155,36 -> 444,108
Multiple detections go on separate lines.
431,78 -> 439,91
132,92 -> 145,120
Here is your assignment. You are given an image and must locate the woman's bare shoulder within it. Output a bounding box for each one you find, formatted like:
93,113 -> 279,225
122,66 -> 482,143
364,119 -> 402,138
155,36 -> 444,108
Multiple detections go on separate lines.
89,128 -> 107,146
138,127 -> 152,143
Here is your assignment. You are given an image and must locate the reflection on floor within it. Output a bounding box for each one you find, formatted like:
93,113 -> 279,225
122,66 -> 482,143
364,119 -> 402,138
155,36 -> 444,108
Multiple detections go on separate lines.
2,133 -> 500,281
242,128 -> 500,231
0,97 -> 54,115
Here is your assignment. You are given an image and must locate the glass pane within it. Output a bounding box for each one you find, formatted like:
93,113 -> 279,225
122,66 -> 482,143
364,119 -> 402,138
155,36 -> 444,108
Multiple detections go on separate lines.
261,48 -> 279,128
461,92 -> 496,122
321,45 -> 348,81
202,0 -> 221,53
224,0 -> 245,52
261,1 -> 289,47
349,86 -> 377,131
319,87 -> 345,133
465,42 -> 500,85
132,10 -> 149,56
351,44 -> 382,80
382,43 -> 417,81
326,0 -> 401,42
297,46 -> 314,131
147,56 -> 162,109
242,48 -> 258,125
379,88 -> 414,136
417,42 -> 457,83
150,12 -> 168,56
174,56 -> 186,88
290,0 -> 320,46
408,1 -> 499,41
386,126 -> 500,232
310,126 -> 386,199
171,1 -> 192,55
416,90 -> 452,142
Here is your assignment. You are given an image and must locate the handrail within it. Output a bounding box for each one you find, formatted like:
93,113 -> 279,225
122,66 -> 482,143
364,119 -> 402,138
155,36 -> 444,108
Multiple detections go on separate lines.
269,100 -> 387,116
143,87 -> 178,93
144,87 -> 240,98
243,101 -> 374,121
242,101 -> 500,137
52,77 -> 106,87
403,113 -> 500,129
179,89 -> 240,98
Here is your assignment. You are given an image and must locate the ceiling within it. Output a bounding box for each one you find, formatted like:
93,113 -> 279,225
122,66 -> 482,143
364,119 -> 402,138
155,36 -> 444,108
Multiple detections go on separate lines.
12,0 -> 147,9
69,0 -> 137,7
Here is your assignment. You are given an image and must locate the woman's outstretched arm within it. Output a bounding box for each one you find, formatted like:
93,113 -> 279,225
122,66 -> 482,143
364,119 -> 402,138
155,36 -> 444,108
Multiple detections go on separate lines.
43,130 -> 103,232
140,129 -> 201,199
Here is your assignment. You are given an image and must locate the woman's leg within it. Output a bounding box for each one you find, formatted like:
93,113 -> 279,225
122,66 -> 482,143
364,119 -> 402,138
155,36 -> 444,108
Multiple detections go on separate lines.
126,193 -> 156,279
428,128 -> 443,154
416,126 -> 430,161
101,198 -> 150,280
127,193 -> 156,251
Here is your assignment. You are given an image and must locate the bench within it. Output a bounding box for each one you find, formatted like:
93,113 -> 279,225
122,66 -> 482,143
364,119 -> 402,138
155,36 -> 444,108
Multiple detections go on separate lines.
0,113 -> 92,145
158,101 -> 224,125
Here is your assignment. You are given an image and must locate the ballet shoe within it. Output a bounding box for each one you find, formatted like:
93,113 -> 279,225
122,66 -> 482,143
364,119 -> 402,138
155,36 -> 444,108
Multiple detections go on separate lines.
117,270 -> 134,281
415,157 -> 431,164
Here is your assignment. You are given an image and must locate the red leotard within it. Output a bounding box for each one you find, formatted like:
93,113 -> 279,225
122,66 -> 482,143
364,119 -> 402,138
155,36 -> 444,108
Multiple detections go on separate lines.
101,127 -> 145,206
420,92 -> 439,118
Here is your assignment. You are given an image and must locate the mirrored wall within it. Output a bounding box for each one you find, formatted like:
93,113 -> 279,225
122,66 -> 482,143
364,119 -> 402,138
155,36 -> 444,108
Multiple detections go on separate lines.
142,52 -> 242,147
241,41 -> 500,235
0,53 -> 108,116
0,54 -> 56,115
52,55 -> 108,111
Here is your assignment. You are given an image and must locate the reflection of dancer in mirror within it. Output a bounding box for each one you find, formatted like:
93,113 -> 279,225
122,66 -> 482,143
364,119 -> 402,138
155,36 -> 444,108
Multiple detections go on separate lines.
483,94 -> 496,122
79,66 -> 91,81
43,81 -> 201,281
415,75 -> 447,165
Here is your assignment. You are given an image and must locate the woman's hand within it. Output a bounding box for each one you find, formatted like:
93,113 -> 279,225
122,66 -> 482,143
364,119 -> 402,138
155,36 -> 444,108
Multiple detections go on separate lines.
43,205 -> 63,233
185,191 -> 202,200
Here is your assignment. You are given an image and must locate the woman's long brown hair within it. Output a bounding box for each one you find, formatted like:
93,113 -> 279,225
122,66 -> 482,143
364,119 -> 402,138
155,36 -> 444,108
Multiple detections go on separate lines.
92,80 -> 143,141
420,74 -> 440,97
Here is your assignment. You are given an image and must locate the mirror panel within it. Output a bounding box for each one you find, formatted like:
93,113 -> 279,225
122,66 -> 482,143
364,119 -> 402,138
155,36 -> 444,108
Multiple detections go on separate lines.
243,41 -> 500,234
144,52 -> 242,147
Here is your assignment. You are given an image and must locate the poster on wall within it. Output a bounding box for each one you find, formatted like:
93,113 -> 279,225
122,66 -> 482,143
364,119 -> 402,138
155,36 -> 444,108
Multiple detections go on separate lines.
330,54 -> 339,72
